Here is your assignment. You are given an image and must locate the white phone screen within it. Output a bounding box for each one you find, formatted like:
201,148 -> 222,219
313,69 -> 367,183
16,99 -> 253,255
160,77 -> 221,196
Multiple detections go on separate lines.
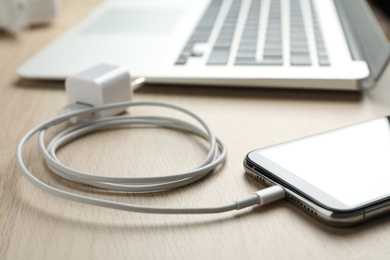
258,117 -> 390,208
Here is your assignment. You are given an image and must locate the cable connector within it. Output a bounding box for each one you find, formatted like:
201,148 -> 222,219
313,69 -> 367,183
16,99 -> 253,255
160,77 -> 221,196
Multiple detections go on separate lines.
57,103 -> 93,123
235,186 -> 285,210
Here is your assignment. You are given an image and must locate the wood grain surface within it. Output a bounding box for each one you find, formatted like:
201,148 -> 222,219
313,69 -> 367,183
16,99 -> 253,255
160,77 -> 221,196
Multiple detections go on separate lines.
2,1 -> 390,259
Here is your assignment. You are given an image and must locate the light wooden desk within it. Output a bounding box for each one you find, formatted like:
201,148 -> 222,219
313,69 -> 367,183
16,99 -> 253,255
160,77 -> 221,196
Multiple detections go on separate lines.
2,1 -> 390,259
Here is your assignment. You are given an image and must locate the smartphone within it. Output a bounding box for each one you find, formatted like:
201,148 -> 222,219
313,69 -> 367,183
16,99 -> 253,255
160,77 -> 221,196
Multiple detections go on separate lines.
244,116 -> 390,227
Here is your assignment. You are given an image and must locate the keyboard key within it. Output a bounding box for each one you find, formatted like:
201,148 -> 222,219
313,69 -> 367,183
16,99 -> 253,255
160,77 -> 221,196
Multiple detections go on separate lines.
175,56 -> 187,65
237,50 -> 256,58
190,50 -> 203,57
236,56 -> 256,61
262,58 -> 283,65
317,48 -> 328,57
291,56 -> 311,66
238,44 -> 257,51
240,38 -> 258,44
235,59 -> 283,66
208,50 -> 230,65
319,57 -> 330,66
214,41 -> 232,48
291,49 -> 310,56
264,48 -> 283,56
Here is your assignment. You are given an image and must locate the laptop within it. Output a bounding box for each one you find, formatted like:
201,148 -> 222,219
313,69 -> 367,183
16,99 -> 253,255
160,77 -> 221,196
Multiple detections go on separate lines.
17,0 -> 390,90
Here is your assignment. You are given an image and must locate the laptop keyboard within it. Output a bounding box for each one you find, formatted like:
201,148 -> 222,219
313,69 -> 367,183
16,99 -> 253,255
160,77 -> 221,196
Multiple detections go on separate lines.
235,0 -> 283,65
208,0 -> 242,65
175,0 -> 223,65
310,0 -> 330,66
175,0 -> 330,67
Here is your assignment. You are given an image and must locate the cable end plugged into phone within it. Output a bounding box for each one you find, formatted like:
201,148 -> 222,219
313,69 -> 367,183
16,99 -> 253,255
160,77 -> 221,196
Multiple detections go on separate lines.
235,186 -> 285,210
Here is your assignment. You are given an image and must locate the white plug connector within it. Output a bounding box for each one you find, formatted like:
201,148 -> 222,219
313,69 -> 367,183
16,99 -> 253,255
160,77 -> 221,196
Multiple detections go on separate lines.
59,63 -> 137,122
235,185 -> 285,210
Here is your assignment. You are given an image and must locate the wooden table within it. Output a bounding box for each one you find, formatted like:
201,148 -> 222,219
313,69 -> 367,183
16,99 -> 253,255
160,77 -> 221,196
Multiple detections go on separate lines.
2,1 -> 390,259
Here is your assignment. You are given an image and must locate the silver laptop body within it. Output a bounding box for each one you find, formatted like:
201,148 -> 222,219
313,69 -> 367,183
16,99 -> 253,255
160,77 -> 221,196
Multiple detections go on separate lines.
18,0 -> 390,90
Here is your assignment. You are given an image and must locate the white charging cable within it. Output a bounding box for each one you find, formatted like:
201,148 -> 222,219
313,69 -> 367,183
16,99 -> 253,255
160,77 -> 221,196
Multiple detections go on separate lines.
15,64 -> 285,214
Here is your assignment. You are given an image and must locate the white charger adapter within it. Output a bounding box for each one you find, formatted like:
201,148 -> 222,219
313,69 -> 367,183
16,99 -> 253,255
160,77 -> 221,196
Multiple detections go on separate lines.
59,63 -> 136,122
0,0 -> 59,34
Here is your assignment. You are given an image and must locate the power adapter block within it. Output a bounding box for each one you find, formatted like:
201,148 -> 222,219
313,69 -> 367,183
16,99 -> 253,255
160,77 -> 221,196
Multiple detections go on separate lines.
62,63 -> 132,120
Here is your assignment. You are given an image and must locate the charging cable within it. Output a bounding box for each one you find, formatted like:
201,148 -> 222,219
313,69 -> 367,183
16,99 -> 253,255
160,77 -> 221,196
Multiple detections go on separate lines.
15,64 -> 285,214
